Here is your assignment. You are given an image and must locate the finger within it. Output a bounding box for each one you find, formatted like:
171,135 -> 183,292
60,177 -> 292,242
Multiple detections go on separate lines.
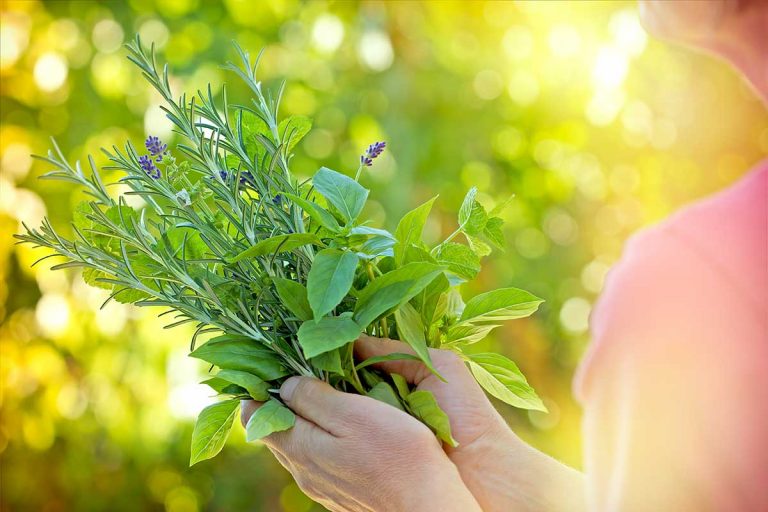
240,399 -> 262,427
355,335 -> 468,385
280,376 -> 373,436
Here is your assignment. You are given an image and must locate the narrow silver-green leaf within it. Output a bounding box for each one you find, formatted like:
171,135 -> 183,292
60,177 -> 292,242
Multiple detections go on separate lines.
297,316 -> 363,359
406,390 -> 458,447
468,353 -> 546,411
228,233 -> 323,263
273,278 -> 313,321
245,399 -> 296,442
285,193 -> 341,232
459,287 -> 543,324
312,167 -> 369,223
190,399 -> 239,465
306,249 -> 358,319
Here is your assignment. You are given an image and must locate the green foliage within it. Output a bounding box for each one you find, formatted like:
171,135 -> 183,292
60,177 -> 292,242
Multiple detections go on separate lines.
16,36 -> 545,467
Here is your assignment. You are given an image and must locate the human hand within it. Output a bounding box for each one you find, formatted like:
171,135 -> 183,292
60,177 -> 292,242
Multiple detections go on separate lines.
355,335 -> 584,512
241,373 -> 482,512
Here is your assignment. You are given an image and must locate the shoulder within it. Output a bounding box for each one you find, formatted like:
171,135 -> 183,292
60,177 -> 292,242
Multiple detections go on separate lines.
574,162 -> 768,400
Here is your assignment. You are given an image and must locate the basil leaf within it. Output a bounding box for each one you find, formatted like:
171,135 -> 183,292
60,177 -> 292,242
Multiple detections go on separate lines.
312,167 -> 369,223
366,382 -> 406,411
297,316 -> 363,359
446,323 -> 501,345
355,352 -> 421,371
215,369 -> 270,401
310,349 -> 344,375
190,338 -> 289,380
405,390 -> 458,447
394,302 -> 441,379
273,278 -> 313,321
307,249 -> 359,319
353,262 -> 445,327
467,353 -> 546,411
285,193 -> 341,232
190,399 -> 239,465
201,378 -> 245,396
228,233 -> 323,263
245,399 -> 296,442
394,196 -> 437,264
459,287 -> 543,324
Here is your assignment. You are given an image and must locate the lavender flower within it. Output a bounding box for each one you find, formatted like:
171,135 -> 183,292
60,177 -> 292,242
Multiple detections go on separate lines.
145,135 -> 168,162
218,169 -> 254,187
138,155 -> 161,179
360,141 -> 386,167
272,194 -> 283,206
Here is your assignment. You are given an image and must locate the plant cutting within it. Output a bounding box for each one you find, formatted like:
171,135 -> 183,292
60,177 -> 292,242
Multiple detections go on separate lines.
16,36 -> 546,466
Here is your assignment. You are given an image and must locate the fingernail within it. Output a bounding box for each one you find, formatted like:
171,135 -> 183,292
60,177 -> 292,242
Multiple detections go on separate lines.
280,376 -> 300,402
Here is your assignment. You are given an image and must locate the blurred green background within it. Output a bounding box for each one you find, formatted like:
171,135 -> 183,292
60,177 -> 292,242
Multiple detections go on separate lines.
1,0 -> 766,510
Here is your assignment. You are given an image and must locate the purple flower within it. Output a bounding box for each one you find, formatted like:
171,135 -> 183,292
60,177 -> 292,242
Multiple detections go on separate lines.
145,136 -> 168,161
272,194 -> 283,206
360,141 -> 386,167
139,155 -> 160,179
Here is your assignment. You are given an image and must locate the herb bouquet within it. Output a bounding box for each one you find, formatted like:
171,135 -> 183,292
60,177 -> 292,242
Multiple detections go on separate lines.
17,37 -> 546,465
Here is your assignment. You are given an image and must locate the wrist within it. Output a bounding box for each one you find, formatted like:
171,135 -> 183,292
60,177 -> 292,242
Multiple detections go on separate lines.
393,451 -> 482,512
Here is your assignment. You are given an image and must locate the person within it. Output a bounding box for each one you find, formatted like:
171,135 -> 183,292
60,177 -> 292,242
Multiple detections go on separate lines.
242,1 -> 768,510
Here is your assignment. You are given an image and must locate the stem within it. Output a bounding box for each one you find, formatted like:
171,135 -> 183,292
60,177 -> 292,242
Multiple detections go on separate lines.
347,343 -> 366,394
354,163 -> 364,182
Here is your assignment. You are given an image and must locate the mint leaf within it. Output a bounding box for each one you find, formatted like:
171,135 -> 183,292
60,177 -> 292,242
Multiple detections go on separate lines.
214,369 -> 270,401
306,249 -> 358,319
279,115 -> 312,153
190,399 -> 239,465
434,242 -> 481,281
297,316 -> 363,359
312,167 -> 369,224
272,278 -> 313,321
245,399 -> 296,442
229,233 -> 323,263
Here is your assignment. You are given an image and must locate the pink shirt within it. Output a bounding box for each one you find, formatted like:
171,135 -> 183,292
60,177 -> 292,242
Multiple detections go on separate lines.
575,161 -> 768,511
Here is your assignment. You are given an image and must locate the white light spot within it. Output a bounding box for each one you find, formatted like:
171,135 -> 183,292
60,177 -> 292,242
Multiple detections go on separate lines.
1,143 -> 33,180
585,88 -> 625,126
559,297 -> 592,334
548,24 -> 581,58
610,9 -> 647,57
507,69 -> 540,106
502,26 -> 533,61
592,46 -> 628,91
144,104 -> 175,141
138,19 -> 170,49
312,14 -> 344,54
34,52 -> 68,92
36,293 -> 71,337
473,69 -> 504,100
167,348 -> 214,420
92,19 -> 124,54
358,30 -> 394,72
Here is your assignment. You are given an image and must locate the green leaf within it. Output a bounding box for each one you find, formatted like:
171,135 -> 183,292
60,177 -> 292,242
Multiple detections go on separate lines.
312,167 -> 369,223
297,316 -> 363,359
366,382 -> 406,411
201,377 -> 245,396
353,262 -> 445,327
394,196 -> 437,264
394,303 -> 441,379
390,373 -> 411,398
434,242 -> 481,281
229,233 -> 323,263
467,353 -> 546,411
405,390 -> 458,447
466,234 -> 492,257
459,287 -> 544,324
273,278 -> 313,321
242,111 -> 272,162
285,193 -> 341,232
190,399 -> 240,465
279,115 -> 312,153
483,216 -> 505,250
355,352 -> 421,371
310,349 -> 344,375
215,369 -> 270,401
82,268 -> 113,290
163,227 -> 209,260
458,187 -> 488,236
190,337 -> 290,380
245,399 -> 296,442
306,249 -> 359,319
446,323 -> 501,345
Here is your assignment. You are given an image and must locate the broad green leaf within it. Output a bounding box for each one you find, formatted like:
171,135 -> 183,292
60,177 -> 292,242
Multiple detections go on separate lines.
405,390 -> 458,447
273,278 -> 313,321
366,382 -> 405,411
310,349 -> 344,375
356,235 -> 395,260
459,287 -> 543,324
82,268 -> 113,290
215,369 -> 269,401
242,111 -> 272,162
312,167 -> 369,223
467,353 -> 546,411
297,316 -> 363,358
489,194 -> 515,216
355,352 -> 421,371
466,234 -> 492,257
394,196 -> 437,264
434,242 -> 481,280
458,187 -> 488,236
306,249 -> 359,319
163,227 -> 209,260
446,323 -> 501,345
350,226 -> 395,239
279,115 -> 312,153
353,262 -> 445,327
458,187 -> 477,227
190,399 -> 239,465
229,233 -> 323,263
390,373 -> 411,398
190,338 -> 289,380
245,399 -> 296,442
415,272 -> 450,329
394,303 -> 441,379
201,377 -> 244,396
483,216 -> 505,250
285,193 -> 341,232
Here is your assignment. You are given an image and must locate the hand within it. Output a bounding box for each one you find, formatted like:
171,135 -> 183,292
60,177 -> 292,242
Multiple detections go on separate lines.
241,373 -> 482,512
355,335 -> 585,512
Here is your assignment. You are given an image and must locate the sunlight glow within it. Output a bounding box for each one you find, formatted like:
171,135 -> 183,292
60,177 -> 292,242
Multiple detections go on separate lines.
33,52 -> 68,92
